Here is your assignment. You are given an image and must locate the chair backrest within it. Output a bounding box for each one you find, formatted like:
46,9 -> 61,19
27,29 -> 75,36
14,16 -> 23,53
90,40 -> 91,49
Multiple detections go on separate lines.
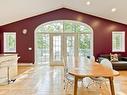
90,56 -> 95,63
82,57 -> 91,68
84,57 -> 90,63
100,58 -> 113,69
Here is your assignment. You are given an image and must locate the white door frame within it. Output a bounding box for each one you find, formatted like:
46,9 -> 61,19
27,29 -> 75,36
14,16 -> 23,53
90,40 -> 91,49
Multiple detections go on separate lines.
50,33 -> 64,66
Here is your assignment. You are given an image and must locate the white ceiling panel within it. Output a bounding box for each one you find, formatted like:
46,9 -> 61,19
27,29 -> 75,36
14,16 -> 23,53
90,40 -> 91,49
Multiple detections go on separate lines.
0,0 -> 127,25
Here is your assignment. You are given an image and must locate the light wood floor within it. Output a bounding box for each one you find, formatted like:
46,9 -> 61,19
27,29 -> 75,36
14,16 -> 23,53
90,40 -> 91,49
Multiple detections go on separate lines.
0,65 -> 127,95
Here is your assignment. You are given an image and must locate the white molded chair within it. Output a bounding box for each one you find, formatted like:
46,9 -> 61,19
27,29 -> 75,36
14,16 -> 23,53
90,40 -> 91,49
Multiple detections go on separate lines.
100,59 -> 119,76
63,58 -> 74,94
83,56 -> 95,86
100,58 -> 113,69
63,58 -> 84,94
84,57 -> 91,66
86,58 -> 112,88
90,56 -> 95,63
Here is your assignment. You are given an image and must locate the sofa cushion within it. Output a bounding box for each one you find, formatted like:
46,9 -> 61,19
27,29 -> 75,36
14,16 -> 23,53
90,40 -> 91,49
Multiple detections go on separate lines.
112,61 -> 127,70
110,53 -> 118,62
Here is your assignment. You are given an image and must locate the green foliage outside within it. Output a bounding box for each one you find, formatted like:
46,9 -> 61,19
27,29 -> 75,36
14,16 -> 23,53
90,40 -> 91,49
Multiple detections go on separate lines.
79,34 -> 90,56
37,34 -> 48,48
8,35 -> 15,48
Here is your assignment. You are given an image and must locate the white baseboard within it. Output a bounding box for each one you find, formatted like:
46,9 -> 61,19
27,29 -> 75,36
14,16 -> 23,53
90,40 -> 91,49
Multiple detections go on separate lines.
18,63 -> 34,66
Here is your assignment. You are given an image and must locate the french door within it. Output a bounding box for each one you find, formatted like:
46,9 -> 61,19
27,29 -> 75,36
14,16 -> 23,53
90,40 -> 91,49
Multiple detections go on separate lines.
50,33 -> 78,66
35,32 -> 92,66
63,33 -> 78,67
50,33 -> 63,65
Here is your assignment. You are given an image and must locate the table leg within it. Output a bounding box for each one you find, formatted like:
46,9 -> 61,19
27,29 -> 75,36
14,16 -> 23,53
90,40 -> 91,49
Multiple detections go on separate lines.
74,77 -> 78,95
109,77 -> 115,95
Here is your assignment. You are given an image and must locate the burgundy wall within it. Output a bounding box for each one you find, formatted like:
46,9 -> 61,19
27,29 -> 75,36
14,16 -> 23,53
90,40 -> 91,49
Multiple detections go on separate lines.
0,8 -> 127,63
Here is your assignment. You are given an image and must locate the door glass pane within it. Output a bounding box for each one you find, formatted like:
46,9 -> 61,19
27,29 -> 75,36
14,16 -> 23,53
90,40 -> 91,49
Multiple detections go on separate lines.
66,36 -> 75,67
63,21 -> 75,32
36,34 -> 49,64
53,36 -> 61,61
79,34 -> 91,62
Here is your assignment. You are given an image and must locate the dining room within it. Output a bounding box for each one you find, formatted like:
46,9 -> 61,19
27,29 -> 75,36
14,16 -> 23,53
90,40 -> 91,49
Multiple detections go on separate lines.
0,0 -> 127,95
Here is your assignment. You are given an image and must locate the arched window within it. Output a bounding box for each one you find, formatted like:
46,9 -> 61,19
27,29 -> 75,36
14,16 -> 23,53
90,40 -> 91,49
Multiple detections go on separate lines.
36,20 -> 92,33
35,20 -> 93,65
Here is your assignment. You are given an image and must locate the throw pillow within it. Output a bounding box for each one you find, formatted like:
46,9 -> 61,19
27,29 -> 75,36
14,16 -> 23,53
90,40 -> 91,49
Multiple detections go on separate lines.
110,53 -> 119,62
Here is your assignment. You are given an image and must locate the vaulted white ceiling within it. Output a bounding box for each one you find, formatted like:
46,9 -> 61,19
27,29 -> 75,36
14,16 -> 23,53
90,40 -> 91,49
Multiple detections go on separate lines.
0,0 -> 127,26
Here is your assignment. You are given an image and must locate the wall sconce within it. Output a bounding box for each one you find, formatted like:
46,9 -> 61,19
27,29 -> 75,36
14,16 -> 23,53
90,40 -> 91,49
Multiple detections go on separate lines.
22,29 -> 27,34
